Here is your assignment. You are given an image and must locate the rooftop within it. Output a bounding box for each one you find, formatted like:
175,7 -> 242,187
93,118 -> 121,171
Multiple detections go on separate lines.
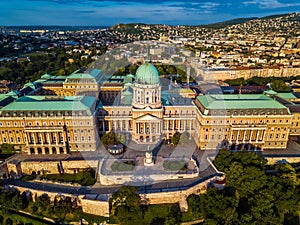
0,95 -> 96,114
196,94 -> 288,110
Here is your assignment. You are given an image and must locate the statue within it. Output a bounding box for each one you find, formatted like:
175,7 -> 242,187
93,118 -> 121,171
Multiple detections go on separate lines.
144,145 -> 154,166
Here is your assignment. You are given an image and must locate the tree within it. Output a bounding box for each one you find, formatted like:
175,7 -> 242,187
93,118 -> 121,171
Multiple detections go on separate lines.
171,132 -> 180,145
200,188 -> 238,224
101,131 -> 120,146
226,163 -> 267,199
0,143 -> 15,154
179,132 -> 189,145
110,186 -> 143,225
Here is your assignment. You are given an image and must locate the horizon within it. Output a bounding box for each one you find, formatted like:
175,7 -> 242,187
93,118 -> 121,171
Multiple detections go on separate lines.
0,12 -> 296,28
0,0 -> 299,26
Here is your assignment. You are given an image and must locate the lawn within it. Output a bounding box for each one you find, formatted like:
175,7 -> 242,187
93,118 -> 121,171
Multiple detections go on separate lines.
40,169 -> 96,186
111,161 -> 135,172
163,160 -> 187,171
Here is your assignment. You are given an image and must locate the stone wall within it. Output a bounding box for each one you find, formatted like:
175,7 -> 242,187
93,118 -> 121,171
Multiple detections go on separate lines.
19,159 -> 99,175
81,197 -> 110,217
265,156 -> 300,164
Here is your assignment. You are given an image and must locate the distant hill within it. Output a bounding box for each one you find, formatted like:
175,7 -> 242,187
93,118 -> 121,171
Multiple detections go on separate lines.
109,12 -> 299,31
201,17 -> 258,29
202,12 -> 299,28
109,23 -> 146,34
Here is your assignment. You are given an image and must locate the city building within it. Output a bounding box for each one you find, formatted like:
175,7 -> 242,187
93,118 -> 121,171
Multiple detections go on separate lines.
0,95 -> 98,154
1,62 -> 300,154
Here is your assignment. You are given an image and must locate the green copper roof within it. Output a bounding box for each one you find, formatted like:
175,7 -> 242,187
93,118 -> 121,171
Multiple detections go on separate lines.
277,92 -> 297,100
196,94 -> 288,110
135,62 -> 160,85
41,73 -> 52,79
66,69 -> 102,81
23,82 -> 35,90
1,95 -> 96,115
264,89 -> 278,95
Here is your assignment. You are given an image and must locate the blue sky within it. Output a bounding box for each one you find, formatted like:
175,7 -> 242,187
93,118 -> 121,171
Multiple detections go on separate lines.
0,0 -> 299,26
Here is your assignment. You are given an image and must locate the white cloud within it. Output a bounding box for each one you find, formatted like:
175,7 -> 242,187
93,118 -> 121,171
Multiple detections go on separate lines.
200,2 -> 220,10
243,0 -> 300,9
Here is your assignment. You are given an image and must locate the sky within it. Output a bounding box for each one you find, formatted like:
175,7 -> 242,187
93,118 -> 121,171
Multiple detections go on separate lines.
0,0 -> 299,26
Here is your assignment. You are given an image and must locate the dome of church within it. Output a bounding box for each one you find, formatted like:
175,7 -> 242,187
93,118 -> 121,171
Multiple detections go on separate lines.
135,62 -> 160,85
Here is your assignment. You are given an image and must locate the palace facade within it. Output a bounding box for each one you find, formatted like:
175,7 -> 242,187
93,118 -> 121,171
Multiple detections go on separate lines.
1,62 -> 300,154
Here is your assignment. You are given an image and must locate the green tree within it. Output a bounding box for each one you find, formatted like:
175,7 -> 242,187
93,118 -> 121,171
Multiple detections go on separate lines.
0,143 -> 16,154
271,80 -> 290,92
171,132 -> 180,146
101,131 -> 120,146
110,186 -> 142,225
179,132 -> 189,145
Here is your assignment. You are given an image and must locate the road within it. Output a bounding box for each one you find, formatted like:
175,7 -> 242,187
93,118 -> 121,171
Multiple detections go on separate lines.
5,164 -> 220,196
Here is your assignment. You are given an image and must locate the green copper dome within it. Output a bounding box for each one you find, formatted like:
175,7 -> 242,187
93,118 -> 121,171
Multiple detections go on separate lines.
135,62 -> 160,85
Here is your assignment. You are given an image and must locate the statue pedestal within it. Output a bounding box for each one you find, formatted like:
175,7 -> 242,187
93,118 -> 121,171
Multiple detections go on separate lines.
144,151 -> 154,166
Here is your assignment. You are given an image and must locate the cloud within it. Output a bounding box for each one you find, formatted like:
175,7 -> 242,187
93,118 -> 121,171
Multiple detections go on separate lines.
243,0 -> 300,9
74,10 -> 96,14
200,2 -> 220,10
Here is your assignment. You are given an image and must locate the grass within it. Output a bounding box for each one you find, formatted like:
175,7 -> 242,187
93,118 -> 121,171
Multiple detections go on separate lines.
163,160 -> 187,171
40,169 -> 96,186
111,161 -> 135,172
0,209 -> 46,225
21,175 -> 36,182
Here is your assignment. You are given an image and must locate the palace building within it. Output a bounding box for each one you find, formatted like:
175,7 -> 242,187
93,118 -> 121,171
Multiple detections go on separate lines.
1,62 -> 300,154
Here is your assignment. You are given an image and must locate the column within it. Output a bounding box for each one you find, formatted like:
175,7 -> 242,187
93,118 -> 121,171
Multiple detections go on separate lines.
256,130 -> 260,142
237,130 -> 240,143
190,120 -> 192,131
249,130 -> 253,142
55,132 -> 58,145
262,130 -> 266,142
243,130 -> 247,142
39,132 -> 43,145
47,133 -> 51,144
102,121 -> 105,132
230,130 -> 233,142
32,133 -> 36,145
25,132 -> 29,146
144,123 -> 146,134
